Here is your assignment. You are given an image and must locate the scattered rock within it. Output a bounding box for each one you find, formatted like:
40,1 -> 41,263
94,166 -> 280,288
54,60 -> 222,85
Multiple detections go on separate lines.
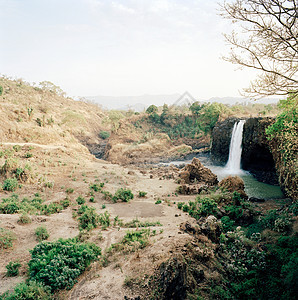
199,216 -> 221,242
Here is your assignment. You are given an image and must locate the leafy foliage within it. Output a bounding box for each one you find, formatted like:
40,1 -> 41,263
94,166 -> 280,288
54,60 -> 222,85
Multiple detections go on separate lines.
35,226 -> 49,241
5,261 -> 21,277
99,131 -> 110,139
2,178 -> 19,191
1,281 -> 52,300
0,227 -> 16,250
265,93 -> 298,199
113,188 -> 134,202
78,206 -> 100,231
28,238 -> 101,292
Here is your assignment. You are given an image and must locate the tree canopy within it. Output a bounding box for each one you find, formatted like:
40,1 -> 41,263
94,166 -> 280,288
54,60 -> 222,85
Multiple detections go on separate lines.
220,0 -> 298,98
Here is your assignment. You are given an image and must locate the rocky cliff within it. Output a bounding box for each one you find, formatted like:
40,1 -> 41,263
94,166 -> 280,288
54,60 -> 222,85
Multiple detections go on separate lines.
210,117 -> 239,165
211,117 -> 278,185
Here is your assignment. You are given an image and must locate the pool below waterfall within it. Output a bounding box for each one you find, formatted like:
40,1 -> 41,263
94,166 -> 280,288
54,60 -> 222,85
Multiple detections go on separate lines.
160,154 -> 285,200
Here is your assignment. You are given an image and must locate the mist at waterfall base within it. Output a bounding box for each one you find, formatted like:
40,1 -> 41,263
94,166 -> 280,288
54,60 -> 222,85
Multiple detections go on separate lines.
161,120 -> 284,200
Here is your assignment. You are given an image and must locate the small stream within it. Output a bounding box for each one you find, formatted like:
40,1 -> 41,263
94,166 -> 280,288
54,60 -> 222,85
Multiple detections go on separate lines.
160,153 -> 284,200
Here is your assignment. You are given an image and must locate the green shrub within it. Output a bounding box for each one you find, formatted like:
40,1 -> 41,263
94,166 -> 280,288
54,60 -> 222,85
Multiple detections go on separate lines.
89,196 -> 95,202
35,226 -> 49,241
224,205 -> 243,221
78,206 -> 99,231
76,196 -> 86,205
0,227 -> 16,250
155,199 -> 162,204
5,261 -> 21,277
138,191 -> 147,197
177,202 -> 184,209
3,178 -> 19,192
25,152 -> 33,158
0,198 -> 20,214
99,131 -> 110,139
260,209 -> 279,229
41,202 -> 63,215
18,213 -> 31,224
198,197 -> 218,216
0,85 -> 3,96
28,238 -> 101,292
102,190 -> 113,201
66,188 -> 74,194
89,183 -> 103,192
98,211 -> 111,229
1,281 -> 51,299
220,216 -> 235,233
113,188 -> 134,202
60,198 -> 70,209
182,204 -> 189,212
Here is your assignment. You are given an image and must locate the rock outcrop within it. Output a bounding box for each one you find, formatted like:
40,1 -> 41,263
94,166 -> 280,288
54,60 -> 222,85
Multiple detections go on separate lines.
219,176 -> 248,199
210,117 -> 239,164
241,118 -> 278,185
211,117 -> 278,185
180,158 -> 218,185
178,158 -> 218,195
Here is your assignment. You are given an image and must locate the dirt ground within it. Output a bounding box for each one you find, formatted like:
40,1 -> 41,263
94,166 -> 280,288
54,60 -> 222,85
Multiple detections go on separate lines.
0,142 -> 198,299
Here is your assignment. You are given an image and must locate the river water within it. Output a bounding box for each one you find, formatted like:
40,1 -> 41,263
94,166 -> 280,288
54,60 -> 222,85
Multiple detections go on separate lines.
160,154 -> 284,200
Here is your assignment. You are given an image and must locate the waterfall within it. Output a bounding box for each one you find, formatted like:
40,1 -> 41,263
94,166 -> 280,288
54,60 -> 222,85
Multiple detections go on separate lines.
225,120 -> 246,173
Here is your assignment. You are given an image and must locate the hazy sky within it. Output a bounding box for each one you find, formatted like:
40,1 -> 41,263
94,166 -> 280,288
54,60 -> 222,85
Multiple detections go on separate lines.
0,0 -> 258,99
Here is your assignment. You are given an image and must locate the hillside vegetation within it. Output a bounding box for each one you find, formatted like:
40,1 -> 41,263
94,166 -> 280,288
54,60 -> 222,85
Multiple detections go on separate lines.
0,77 -> 296,300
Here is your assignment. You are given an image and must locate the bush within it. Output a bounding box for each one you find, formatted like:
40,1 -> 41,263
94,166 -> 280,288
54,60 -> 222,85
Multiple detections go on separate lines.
35,226 -> 49,241
220,216 -> 235,233
78,206 -> 99,231
3,178 -> 19,191
113,188 -> 134,202
146,105 -> 158,114
76,196 -> 86,205
0,227 -> 16,249
28,238 -> 101,292
99,131 -> 110,139
138,191 -> 147,197
0,85 -> 3,96
60,198 -> 70,209
18,213 -> 31,224
89,183 -> 103,192
41,202 -> 63,215
198,197 -> 218,216
5,261 -> 21,277
1,281 -> 51,300
66,188 -> 74,194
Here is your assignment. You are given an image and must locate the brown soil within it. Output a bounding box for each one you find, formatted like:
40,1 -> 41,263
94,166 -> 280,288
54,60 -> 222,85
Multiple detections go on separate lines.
0,141 -> 197,299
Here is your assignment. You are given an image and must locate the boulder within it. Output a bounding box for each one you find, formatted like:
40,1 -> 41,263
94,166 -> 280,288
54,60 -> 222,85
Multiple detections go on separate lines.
219,176 -> 247,199
179,158 -> 218,186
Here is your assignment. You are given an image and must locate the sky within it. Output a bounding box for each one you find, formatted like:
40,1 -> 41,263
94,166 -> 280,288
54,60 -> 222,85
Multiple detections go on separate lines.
0,0 -> 259,99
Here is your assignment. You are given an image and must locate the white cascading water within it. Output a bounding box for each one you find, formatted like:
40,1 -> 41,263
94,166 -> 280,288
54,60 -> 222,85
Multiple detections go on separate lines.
225,120 -> 246,173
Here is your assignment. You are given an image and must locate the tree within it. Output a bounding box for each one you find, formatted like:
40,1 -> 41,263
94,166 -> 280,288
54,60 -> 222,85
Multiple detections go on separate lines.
189,102 -> 204,115
146,104 -> 158,114
220,0 -> 298,98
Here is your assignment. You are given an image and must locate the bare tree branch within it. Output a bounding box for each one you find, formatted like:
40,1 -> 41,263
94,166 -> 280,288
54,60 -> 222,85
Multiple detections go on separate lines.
219,0 -> 298,98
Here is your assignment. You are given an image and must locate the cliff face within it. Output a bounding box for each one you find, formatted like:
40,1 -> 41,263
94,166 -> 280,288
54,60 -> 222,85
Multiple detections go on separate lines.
211,117 -> 278,185
210,117 -> 239,165
241,118 -> 278,185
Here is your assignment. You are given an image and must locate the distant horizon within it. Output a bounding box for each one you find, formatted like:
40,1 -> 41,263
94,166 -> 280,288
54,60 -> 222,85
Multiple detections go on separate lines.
1,0 -> 260,101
